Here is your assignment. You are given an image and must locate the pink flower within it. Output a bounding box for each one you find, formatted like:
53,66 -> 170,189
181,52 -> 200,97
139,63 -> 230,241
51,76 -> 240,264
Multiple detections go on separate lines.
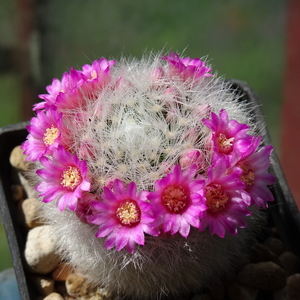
234,145 -> 276,208
161,52 -> 212,82
198,158 -> 251,238
88,180 -> 159,254
21,106 -> 67,161
81,58 -> 116,87
36,146 -> 91,211
147,164 -> 206,237
34,68 -> 85,111
202,109 -> 253,163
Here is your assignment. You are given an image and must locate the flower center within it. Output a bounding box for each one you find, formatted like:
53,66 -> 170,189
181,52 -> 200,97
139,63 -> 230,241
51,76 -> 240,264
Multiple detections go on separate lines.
43,126 -> 60,146
217,133 -> 234,154
61,166 -> 82,191
162,185 -> 189,214
238,162 -> 255,188
116,199 -> 141,227
205,184 -> 229,213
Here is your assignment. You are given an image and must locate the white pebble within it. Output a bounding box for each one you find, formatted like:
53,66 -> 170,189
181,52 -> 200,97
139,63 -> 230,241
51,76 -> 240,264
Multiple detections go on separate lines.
25,225 -> 60,274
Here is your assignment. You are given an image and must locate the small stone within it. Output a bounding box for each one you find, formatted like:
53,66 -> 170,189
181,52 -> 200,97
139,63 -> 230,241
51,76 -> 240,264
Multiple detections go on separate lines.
264,237 -> 286,256
43,292 -> 64,300
249,243 -> 274,263
287,273 -> 300,300
226,282 -> 259,300
24,225 -> 61,274
273,288 -> 286,300
11,184 -> 25,201
237,261 -> 287,290
20,197 -> 44,229
249,243 -> 281,266
95,287 -> 114,300
31,276 -> 54,296
51,262 -> 74,281
65,273 -> 94,298
9,145 -> 30,171
279,251 -> 300,276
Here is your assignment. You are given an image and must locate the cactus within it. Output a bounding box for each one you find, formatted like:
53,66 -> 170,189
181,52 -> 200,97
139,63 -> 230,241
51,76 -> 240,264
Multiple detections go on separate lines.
21,51 -> 275,299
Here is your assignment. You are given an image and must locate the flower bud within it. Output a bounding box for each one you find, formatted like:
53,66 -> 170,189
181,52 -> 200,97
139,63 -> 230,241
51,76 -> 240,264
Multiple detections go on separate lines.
179,149 -> 205,170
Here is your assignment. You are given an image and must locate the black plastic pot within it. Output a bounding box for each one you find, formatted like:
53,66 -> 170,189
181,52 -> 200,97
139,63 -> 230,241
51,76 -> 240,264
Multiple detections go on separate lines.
0,80 -> 300,300
0,122 -> 33,300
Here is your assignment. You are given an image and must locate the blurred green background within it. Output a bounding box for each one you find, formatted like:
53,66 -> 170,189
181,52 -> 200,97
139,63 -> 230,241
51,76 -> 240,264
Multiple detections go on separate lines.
0,1 -> 286,271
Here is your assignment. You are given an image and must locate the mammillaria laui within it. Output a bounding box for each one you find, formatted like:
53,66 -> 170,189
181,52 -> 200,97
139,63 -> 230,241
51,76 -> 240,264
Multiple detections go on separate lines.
21,51 -> 276,299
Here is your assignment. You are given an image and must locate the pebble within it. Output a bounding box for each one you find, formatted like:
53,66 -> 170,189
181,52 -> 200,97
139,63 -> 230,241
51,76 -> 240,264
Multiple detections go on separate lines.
65,273 -> 93,298
279,251 -> 300,276
94,287 -> 114,300
237,261 -> 287,290
24,225 -> 61,274
19,197 -> 44,229
11,184 -> 25,201
226,282 -> 259,300
9,145 -> 30,172
31,276 -> 55,296
264,237 -> 286,256
286,273 -> 300,300
249,243 -> 281,266
51,262 -> 74,281
273,288 -> 286,300
43,292 -> 65,300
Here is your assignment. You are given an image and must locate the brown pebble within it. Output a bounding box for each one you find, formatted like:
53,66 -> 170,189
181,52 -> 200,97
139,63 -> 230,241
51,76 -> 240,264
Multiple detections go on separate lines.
94,287 -> 114,300
280,251 -> 300,276
264,237 -> 286,256
287,273 -> 300,300
65,273 -> 94,298
226,282 -> 259,300
31,276 -> 54,297
51,262 -> 74,281
249,243 -> 281,266
273,288 -> 286,300
237,261 -> 287,290
43,292 -> 64,300
11,184 -> 25,201
21,198 -> 44,229
9,145 -> 30,171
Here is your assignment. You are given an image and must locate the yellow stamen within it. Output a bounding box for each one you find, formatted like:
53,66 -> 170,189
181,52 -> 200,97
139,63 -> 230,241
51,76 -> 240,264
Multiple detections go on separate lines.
205,184 -> 229,213
217,133 -> 234,154
90,70 -> 97,80
43,126 -> 60,146
162,185 -> 189,214
116,200 -> 141,227
239,162 -> 255,187
61,166 -> 82,190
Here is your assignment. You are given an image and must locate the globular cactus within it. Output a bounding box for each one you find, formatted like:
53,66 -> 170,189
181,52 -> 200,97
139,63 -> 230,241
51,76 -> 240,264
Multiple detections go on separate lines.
22,51 -> 275,299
